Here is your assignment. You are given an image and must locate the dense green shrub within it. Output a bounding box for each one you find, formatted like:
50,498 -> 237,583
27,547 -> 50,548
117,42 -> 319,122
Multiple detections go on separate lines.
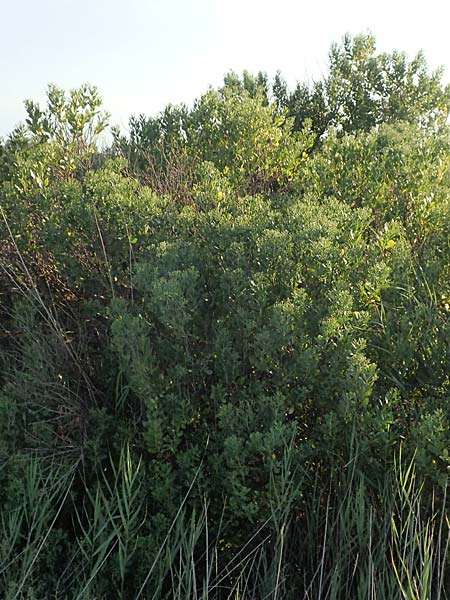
1,34 -> 449,599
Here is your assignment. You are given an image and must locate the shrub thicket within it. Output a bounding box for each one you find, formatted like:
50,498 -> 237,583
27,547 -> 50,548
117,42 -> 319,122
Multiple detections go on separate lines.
1,34 -> 450,599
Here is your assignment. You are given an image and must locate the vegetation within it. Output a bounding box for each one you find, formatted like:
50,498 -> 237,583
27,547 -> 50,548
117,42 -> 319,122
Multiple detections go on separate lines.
1,33 -> 450,598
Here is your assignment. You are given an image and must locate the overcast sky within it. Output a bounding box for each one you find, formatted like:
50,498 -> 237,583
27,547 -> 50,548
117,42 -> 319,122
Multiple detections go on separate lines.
2,0 -> 450,137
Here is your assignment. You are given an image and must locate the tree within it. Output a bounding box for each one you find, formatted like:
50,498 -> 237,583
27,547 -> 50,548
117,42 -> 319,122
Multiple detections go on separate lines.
222,69 -> 270,104
24,83 -> 109,149
280,33 -> 450,137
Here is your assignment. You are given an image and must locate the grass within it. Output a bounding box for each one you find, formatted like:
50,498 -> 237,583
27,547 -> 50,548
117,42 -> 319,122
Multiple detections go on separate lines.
0,441 -> 448,599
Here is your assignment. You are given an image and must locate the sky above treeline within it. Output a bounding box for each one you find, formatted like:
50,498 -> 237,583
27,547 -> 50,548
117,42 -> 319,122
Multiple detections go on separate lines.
2,0 -> 450,138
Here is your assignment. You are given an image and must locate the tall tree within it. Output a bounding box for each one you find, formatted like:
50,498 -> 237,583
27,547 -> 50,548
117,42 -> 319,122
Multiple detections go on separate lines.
280,33 -> 450,138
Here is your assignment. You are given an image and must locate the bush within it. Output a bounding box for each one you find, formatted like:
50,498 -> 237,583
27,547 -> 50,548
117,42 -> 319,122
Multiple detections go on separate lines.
1,38 -> 450,596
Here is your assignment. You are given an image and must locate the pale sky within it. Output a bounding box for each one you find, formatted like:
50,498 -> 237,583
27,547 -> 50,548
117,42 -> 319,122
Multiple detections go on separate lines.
2,0 -> 450,137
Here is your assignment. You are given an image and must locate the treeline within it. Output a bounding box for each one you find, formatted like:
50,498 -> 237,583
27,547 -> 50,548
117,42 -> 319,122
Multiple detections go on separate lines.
0,34 -> 450,599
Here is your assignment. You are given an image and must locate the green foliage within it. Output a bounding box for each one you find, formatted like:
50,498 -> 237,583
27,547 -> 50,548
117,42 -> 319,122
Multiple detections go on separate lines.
188,86 -> 314,193
25,83 -> 109,146
1,35 -> 450,598
277,33 -> 450,137
116,78 -> 314,198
